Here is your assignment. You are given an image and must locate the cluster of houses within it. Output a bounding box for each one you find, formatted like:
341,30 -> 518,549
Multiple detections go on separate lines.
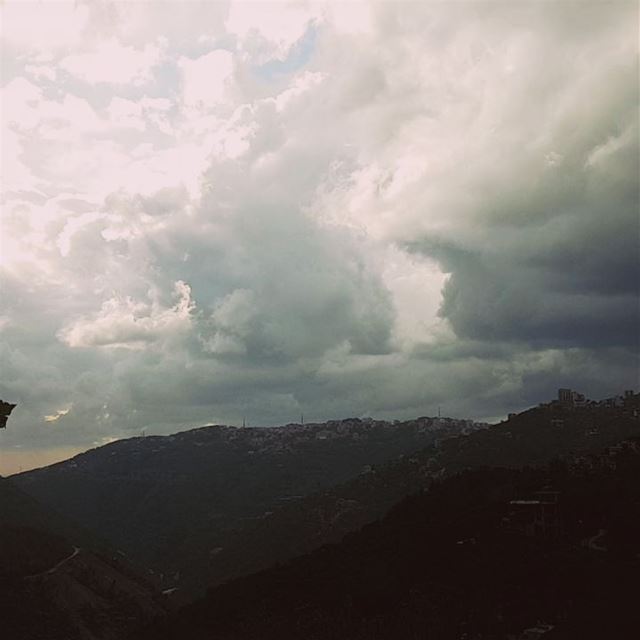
501,436 -> 640,542
566,438 -> 640,474
541,388 -> 638,413
503,489 -> 562,540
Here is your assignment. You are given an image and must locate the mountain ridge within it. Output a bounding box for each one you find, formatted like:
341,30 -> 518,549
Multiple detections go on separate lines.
13,414 -> 483,596
193,393 -> 640,592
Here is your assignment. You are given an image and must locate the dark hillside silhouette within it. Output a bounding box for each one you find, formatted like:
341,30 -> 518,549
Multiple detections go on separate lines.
140,443 -> 640,639
0,477 -> 166,639
13,416 -> 481,595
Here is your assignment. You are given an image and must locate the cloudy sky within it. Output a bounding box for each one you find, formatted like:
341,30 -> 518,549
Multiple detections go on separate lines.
1,0 -> 638,473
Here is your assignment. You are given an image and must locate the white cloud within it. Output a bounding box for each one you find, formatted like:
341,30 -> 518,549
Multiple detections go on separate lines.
179,49 -> 235,109
108,0 -> 228,51
107,97 -> 146,131
1,77 -> 43,129
59,281 -> 195,350
59,39 -> 162,85
327,1 -> 373,35
1,0 -> 89,52
56,211 -> 104,257
23,64 -> 57,82
44,406 -> 71,422
272,70 -> 326,112
226,0 -> 319,61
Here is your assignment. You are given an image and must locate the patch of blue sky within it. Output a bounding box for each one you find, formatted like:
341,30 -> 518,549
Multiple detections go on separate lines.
255,23 -> 317,81
149,58 -> 183,102
51,58 -> 181,114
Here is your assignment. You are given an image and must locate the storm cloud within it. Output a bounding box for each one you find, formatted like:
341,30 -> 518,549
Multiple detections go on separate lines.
0,1 -> 638,467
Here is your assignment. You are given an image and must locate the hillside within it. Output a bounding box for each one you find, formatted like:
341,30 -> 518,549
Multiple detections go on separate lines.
139,441 -> 640,640
0,477 -> 165,639
13,416 -> 480,595
197,394 -> 640,591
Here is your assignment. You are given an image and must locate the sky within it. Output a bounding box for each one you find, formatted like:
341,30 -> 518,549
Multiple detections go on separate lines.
0,0 -> 638,474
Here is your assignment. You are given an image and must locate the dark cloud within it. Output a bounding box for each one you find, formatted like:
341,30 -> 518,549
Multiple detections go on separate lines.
1,1 -> 637,462
403,6 -> 639,353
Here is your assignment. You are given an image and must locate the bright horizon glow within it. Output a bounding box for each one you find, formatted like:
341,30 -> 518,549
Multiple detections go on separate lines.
0,445 -> 88,476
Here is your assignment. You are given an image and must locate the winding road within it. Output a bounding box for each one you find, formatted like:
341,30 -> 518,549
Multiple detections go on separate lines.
24,546 -> 81,580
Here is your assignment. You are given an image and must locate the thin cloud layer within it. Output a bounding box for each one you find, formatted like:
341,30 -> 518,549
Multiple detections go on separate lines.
0,1 -> 637,459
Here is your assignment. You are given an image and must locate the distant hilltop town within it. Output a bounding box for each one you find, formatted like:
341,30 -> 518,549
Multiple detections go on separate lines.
541,388 -> 638,412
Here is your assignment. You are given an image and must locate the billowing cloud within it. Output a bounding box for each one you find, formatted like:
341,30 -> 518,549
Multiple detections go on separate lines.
0,1 -> 637,466
226,0 -> 319,62
59,281 -> 195,350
